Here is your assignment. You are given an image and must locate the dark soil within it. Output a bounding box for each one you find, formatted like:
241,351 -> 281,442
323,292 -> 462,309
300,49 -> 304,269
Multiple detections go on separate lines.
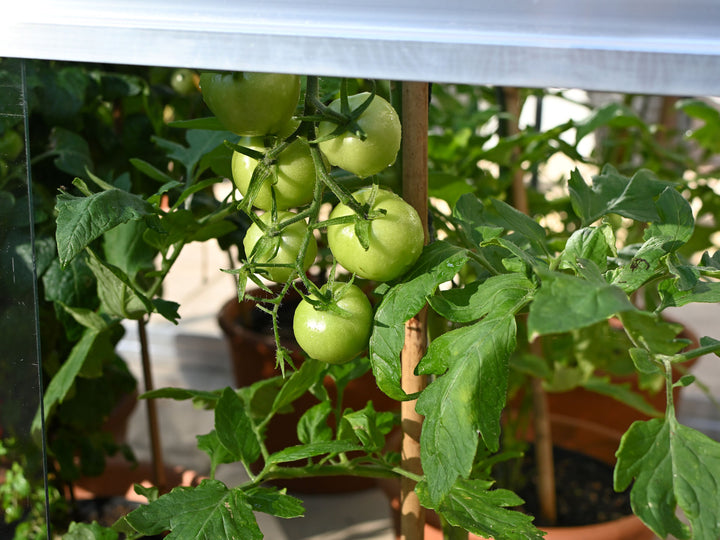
514,445 -> 632,527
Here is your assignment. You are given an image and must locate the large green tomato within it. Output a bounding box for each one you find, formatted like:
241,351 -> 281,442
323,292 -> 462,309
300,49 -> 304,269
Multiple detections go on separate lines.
243,211 -> 318,283
293,282 -> 373,364
199,72 -> 301,136
317,92 -> 401,178
232,138 -> 316,211
327,188 -> 424,282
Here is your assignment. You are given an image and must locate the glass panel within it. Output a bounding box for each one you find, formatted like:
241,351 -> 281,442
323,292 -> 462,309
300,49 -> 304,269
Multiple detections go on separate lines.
0,58 -> 49,538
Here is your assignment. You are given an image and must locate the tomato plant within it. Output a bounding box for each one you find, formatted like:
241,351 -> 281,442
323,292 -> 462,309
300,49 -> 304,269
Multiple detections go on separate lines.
293,282 -> 373,364
242,210 -> 317,283
317,92 -> 401,178
232,138 -> 316,211
199,71 -> 301,136
327,187 -> 424,281
0,129 -> 23,162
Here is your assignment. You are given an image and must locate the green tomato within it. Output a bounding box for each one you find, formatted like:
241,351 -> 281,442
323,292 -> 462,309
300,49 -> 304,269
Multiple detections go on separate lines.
0,130 -> 23,162
199,72 -> 301,136
242,210 -> 317,283
170,68 -> 198,95
232,138 -> 316,211
327,188 -> 424,282
293,282 -> 373,364
317,92 -> 401,178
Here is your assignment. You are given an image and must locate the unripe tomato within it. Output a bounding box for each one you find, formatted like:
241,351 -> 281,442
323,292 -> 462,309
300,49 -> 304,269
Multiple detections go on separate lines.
232,138 -> 316,211
170,68 -> 199,95
293,282 -> 373,364
317,92 -> 401,178
327,188 -> 424,282
0,130 -> 23,162
199,72 -> 301,136
242,211 -> 317,283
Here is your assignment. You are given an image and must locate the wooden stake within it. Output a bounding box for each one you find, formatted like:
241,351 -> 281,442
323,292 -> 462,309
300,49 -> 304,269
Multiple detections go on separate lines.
503,87 -> 557,525
138,317 -> 167,492
400,81 -> 430,540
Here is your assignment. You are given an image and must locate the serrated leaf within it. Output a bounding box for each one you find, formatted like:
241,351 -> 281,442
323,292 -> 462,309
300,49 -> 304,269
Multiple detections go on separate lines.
56,189 -> 155,266
489,198 -> 547,253
343,402 -> 390,451
297,401 -> 333,444
102,219 -> 157,279
245,486 -> 304,519
610,236 -> 674,293
616,310 -> 687,356
369,241 -> 468,400
85,249 -> 152,319
528,270 -> 635,339
559,224 -> 616,271
116,479 -> 262,539
416,315 -> 516,504
568,166 -> 669,226
215,387 -> 261,466
658,278 -> 720,309
416,478 -> 544,540
65,520 -> 119,539
60,304 -> 109,331
615,417 -> 720,539
428,274 -> 534,323
267,440 -> 362,465
645,187 -> 695,245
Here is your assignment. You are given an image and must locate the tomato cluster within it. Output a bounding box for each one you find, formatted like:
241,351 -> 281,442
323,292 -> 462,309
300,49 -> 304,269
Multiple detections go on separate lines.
200,73 -> 424,364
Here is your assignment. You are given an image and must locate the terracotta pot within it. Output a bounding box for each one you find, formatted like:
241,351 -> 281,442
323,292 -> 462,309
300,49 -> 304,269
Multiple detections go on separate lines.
217,290 -> 398,493
384,415 -> 654,540
72,456 -> 202,503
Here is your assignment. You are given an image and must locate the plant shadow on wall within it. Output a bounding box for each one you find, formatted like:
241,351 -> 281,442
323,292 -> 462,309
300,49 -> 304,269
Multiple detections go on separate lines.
41,70 -> 720,539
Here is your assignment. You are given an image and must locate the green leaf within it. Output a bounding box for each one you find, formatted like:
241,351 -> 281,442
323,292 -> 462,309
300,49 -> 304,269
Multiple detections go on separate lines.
678,99 -> 720,153
153,130 -> 232,180
297,401 -> 333,444
416,315 -> 517,504
33,328 -> 100,430
272,359 -> 326,414
453,194 -> 503,248
428,274 -> 534,324
129,157 -> 177,185
215,387 -> 261,466
343,402 -> 392,451
116,479 -> 263,539
245,486 -> 305,519
102,219 -> 157,279
416,478 -> 544,540
140,387 -> 220,405
615,416 -> 720,539
369,241 -> 468,400
527,270 -> 635,339
558,224 -> 616,271
196,431 -> 235,476
658,278 -> 720,309
616,310 -> 687,356
60,304 -> 109,331
50,127 -> 93,176
85,249 -> 152,320
610,236 -> 672,293
267,440 -> 362,465
645,187 -> 694,245
574,102 -> 639,144
489,198 -> 547,254
65,520 -> 119,539
55,188 -> 155,266
568,166 -> 669,226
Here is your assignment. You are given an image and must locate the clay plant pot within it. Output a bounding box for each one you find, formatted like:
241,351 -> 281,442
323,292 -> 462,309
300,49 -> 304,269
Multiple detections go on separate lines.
72,455 -> 202,503
217,288 -> 398,494
384,415 -> 654,540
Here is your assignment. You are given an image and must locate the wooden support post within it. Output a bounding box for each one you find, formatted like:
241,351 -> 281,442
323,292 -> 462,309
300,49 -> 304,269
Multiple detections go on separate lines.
400,81 -> 430,540
138,318 -> 167,492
